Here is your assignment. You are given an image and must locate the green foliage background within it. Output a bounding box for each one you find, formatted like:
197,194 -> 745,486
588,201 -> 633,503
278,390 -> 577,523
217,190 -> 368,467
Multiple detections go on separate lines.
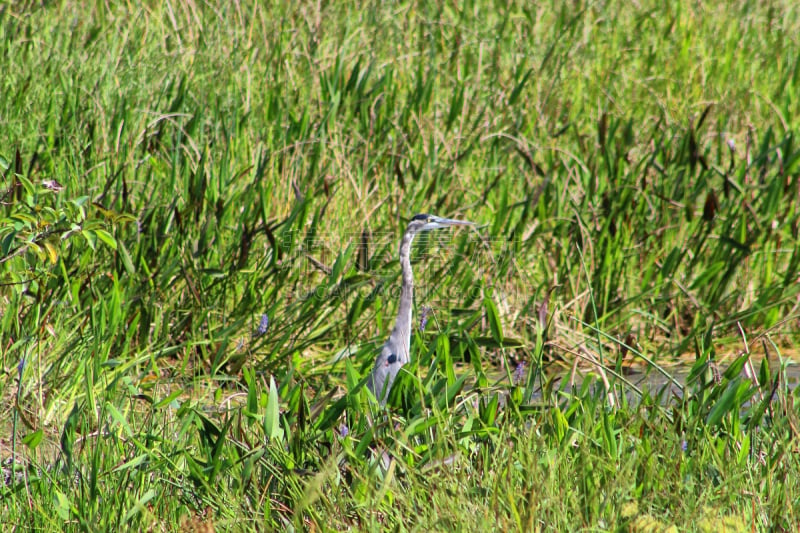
1,0 -> 799,530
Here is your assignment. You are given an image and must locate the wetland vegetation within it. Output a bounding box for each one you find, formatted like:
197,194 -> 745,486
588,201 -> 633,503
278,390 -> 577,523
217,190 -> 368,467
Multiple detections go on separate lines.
2,0 -> 800,530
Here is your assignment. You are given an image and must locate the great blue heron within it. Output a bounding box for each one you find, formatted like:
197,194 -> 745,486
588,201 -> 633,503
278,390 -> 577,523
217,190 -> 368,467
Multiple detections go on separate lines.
367,214 -> 475,404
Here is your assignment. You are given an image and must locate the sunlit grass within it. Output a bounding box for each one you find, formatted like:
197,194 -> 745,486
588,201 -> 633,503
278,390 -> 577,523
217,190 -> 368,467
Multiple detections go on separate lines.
1,0 -> 800,530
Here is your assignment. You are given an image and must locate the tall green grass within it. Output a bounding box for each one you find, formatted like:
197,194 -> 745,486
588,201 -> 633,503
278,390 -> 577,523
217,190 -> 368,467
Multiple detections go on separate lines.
2,0 -> 800,530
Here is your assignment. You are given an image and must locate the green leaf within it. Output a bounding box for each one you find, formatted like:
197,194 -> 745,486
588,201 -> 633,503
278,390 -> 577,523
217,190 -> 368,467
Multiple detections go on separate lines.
265,376 -> 284,441
95,229 -> 117,250
438,334 -> 455,386
244,367 -> 259,419
314,394 -> 348,433
82,229 -> 97,250
354,426 -> 375,458
407,414 -> 439,437
61,404 -> 80,469
345,358 -> 360,390
758,357 -> 770,388
105,402 -> 134,438
1,231 -> 16,256
552,406 -> 568,443
602,409 -> 618,458
706,380 -> 748,426
509,67 -> 533,106
118,240 -> 136,274
154,389 -> 183,409
112,453 -> 149,473
483,297 -> 504,344
723,354 -> 749,380
329,244 -> 355,284
11,212 -> 37,225
480,394 -> 499,426
43,240 -> 58,264
22,429 -> 43,449
437,374 -> 469,410
468,336 -> 525,348
737,433 -> 751,465
123,489 -> 156,524
54,490 -> 71,520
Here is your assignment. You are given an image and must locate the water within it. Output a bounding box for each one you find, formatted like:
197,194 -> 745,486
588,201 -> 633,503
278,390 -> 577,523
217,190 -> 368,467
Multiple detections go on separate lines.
485,354 -> 800,408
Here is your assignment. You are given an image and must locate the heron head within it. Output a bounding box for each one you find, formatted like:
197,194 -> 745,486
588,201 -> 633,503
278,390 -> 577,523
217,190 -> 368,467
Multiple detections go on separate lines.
408,213 -> 475,233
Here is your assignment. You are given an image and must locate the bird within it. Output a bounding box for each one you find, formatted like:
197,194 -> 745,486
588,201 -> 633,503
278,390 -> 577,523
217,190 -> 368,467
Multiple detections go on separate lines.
367,214 -> 475,405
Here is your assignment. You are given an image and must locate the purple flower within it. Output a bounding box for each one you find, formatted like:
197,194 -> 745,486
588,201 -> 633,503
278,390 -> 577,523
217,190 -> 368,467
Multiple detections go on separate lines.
339,424 -> 349,437
513,361 -> 526,385
17,357 -> 25,379
255,314 -> 269,337
681,440 -> 688,453
419,306 -> 431,332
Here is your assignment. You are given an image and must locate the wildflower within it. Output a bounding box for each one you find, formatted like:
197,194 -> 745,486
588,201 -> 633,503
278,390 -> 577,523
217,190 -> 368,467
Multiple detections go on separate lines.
419,306 -> 431,332
339,424 -> 349,438
17,358 -> 25,379
513,361 -> 527,385
727,138 -> 735,153
681,440 -> 688,453
255,314 -> 269,337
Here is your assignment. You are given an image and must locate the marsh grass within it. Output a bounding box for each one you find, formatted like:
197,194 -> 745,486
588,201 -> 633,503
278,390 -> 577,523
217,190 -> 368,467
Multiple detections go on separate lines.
2,0 -> 800,530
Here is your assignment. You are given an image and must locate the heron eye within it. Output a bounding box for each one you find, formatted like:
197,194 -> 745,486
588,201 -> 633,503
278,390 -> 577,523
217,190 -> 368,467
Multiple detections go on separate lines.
387,353 -> 397,364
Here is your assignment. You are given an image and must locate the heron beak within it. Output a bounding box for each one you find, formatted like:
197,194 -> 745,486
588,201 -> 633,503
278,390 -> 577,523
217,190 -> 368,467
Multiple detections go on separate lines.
423,216 -> 476,230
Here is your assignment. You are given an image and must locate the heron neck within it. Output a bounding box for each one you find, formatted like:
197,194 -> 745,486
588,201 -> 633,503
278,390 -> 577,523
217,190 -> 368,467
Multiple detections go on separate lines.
390,231 -> 414,364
